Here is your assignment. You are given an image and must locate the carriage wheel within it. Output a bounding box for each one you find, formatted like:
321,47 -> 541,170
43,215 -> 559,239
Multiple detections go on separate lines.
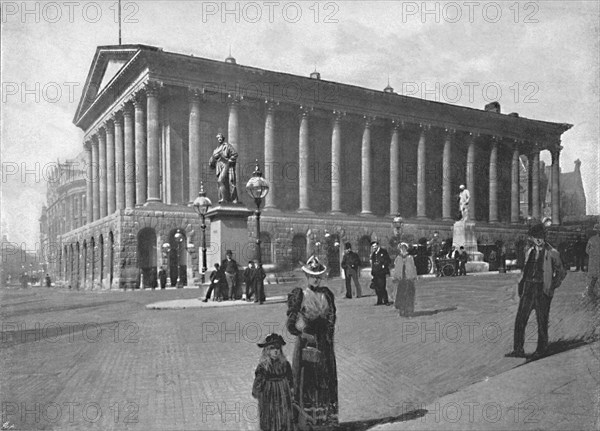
426,257 -> 433,274
442,263 -> 455,277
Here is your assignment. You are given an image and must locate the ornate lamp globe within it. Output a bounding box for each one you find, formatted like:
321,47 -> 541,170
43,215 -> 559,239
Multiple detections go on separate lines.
246,161 -> 270,205
174,231 -> 184,243
162,242 -> 171,253
193,182 -> 212,216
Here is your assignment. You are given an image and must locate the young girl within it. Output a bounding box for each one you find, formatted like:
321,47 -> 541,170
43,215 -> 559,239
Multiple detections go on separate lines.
252,333 -> 294,431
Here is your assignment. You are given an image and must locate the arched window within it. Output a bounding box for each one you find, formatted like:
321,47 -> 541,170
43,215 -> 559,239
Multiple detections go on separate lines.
138,228 -> 158,288
358,235 -> 372,267
109,232 -> 114,288
291,235 -> 307,267
99,234 -> 104,288
260,232 -> 272,264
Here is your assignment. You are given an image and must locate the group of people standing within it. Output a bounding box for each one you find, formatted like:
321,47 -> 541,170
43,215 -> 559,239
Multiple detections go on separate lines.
341,240 -> 419,317
253,255 -> 338,431
203,250 -> 266,303
369,240 -> 418,317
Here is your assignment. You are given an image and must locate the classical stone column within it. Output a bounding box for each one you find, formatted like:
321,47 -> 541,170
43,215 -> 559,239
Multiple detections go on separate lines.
331,110 -> 344,214
361,116 -> 374,216
98,128 -> 107,218
91,137 -> 100,222
188,88 -> 202,203
531,149 -> 541,220
79,192 -> 84,226
488,137 -> 499,223
228,95 -> 240,150
133,91 -> 147,205
442,130 -> 453,220
298,107 -> 311,212
551,146 -> 562,225
389,121 -> 401,216
416,128 -> 427,219
510,144 -> 520,224
466,135 -> 476,221
146,82 -> 161,202
264,101 -> 278,210
113,113 -> 125,210
123,103 -> 136,209
84,141 -> 93,223
105,120 -> 116,215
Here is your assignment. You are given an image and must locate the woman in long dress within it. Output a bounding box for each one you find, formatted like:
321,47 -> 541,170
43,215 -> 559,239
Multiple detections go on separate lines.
286,256 -> 338,430
391,243 -> 418,317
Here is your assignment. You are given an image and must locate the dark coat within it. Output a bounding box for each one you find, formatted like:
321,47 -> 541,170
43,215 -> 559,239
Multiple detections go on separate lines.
371,248 -> 391,276
341,250 -> 361,271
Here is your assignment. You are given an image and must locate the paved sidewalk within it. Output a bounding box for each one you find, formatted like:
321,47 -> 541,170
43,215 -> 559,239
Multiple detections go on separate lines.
370,342 -> 599,431
2,271 -> 596,430
146,296 -> 287,309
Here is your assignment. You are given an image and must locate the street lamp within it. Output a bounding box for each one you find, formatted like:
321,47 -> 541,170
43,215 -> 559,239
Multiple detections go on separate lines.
193,181 -> 212,283
174,230 -> 185,288
245,161 -> 270,266
392,213 -> 403,237
161,242 -> 171,286
314,241 -> 322,258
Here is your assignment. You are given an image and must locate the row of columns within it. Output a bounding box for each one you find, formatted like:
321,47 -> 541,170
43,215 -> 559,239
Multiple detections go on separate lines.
83,82 -> 561,225
264,106 -> 555,223
85,82 -> 162,223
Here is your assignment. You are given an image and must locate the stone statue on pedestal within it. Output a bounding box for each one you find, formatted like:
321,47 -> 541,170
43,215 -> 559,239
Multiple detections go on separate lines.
209,133 -> 239,204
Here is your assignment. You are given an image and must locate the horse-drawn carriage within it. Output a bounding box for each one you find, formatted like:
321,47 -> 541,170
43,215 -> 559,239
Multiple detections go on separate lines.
436,258 -> 458,277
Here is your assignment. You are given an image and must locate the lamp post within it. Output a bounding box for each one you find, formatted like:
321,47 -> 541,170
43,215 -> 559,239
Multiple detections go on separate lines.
161,242 -> 170,286
391,213 -> 403,258
193,181 -> 212,283
393,213 -> 403,238
174,230 -> 184,288
314,241 -> 322,259
246,161 -> 270,266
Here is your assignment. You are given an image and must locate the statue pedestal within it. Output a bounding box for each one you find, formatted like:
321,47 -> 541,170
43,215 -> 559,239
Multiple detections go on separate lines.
206,205 -> 253,271
452,220 -> 489,273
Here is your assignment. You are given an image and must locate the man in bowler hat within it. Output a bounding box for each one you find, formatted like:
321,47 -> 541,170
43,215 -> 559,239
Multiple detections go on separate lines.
506,222 -> 566,359
221,250 -> 240,300
341,242 -> 362,298
370,240 -> 392,305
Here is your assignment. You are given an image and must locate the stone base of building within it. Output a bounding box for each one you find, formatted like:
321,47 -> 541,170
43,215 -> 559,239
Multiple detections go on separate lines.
53,208 -> 536,290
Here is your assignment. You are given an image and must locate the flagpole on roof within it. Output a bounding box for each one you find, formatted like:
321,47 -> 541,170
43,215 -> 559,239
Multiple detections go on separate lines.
118,0 -> 122,45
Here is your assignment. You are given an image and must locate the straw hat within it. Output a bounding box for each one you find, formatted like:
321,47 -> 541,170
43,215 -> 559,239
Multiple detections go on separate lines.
301,255 -> 327,276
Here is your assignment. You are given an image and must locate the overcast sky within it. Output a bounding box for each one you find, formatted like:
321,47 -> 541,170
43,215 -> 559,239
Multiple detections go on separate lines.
1,0 -> 598,248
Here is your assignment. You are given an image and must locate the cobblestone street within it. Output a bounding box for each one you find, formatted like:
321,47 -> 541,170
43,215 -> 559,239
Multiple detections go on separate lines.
1,272 -> 597,430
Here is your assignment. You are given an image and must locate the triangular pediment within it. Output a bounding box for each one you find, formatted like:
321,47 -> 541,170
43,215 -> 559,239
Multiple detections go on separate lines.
74,45 -> 158,127
98,58 -> 128,93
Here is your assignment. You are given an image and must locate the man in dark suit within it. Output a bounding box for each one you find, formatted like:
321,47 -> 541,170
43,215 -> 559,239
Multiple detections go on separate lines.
243,261 -> 256,301
253,263 -> 266,304
341,242 -> 362,298
221,250 -> 240,300
506,222 -> 566,359
370,240 -> 391,306
458,246 -> 468,276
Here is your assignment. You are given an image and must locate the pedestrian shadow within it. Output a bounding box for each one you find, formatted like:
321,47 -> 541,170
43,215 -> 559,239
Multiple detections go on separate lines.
339,408 -> 427,431
525,336 -> 592,363
409,306 -> 458,317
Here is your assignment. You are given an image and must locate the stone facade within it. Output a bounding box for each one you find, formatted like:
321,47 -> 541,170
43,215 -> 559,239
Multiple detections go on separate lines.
52,44 -> 572,289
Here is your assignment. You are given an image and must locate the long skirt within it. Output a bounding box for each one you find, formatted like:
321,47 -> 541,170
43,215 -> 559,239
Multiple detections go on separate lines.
258,380 -> 294,431
394,279 -> 415,316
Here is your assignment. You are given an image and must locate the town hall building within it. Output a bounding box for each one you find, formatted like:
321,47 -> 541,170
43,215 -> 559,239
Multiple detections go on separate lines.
54,44 -> 572,289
